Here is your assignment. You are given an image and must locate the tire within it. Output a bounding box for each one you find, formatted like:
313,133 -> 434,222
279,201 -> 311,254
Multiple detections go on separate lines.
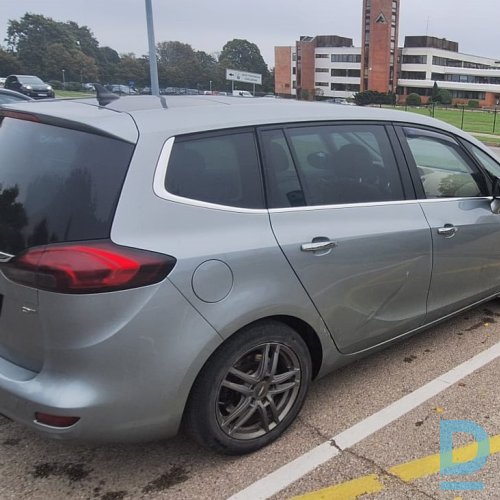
185,320 -> 312,455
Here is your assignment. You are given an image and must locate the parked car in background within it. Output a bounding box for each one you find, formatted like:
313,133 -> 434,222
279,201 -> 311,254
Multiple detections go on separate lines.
0,88 -> 33,105
82,83 -> 95,91
0,78 -> 6,88
232,89 -> 253,97
4,75 -> 55,99
107,84 -> 137,95
2,94 -> 500,455
326,97 -> 356,105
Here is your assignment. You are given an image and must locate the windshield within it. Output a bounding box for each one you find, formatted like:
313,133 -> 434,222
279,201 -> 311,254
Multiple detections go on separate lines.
18,76 -> 45,85
0,116 -> 134,255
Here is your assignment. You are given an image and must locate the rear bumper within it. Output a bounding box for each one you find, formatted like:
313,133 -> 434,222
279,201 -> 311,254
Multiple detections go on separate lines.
0,280 -> 222,442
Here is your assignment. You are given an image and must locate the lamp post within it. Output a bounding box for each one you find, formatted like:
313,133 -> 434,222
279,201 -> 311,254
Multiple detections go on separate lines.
209,80 -> 212,92
145,0 -> 160,96
62,69 -> 66,90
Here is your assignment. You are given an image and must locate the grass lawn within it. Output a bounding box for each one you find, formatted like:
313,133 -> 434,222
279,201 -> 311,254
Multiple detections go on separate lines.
392,105 -> 500,136
55,90 -> 94,99
472,134 -> 500,147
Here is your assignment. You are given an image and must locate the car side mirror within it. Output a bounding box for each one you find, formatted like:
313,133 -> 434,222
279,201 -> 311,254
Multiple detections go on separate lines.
490,177 -> 500,214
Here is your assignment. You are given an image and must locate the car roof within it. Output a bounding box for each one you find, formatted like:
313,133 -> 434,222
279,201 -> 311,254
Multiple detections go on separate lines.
0,88 -> 32,100
7,74 -> 42,79
0,95 -> 487,151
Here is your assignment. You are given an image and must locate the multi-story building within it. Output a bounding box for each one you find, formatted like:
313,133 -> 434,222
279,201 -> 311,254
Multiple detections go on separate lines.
275,36 -> 361,100
275,36 -> 360,100
274,1 -> 500,106
398,36 -> 500,106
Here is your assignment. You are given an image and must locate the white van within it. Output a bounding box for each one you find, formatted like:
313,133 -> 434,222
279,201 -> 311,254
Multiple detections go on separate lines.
232,90 -> 253,97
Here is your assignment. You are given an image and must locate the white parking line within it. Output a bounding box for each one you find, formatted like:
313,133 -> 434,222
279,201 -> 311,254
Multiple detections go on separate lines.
227,340 -> 500,500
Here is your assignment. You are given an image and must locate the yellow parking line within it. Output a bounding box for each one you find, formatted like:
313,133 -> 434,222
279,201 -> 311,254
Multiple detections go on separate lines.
390,434 -> 500,482
293,434 -> 500,500
294,474 -> 384,500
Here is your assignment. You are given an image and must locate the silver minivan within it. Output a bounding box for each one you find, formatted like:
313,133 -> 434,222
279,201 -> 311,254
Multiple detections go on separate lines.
1,94 -> 500,454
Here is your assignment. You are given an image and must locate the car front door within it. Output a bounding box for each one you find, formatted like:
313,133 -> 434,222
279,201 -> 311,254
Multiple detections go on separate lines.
397,126 -> 500,321
260,123 -> 433,354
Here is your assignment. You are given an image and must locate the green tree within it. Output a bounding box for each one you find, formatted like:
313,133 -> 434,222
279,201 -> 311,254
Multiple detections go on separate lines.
0,48 -> 22,75
157,41 -> 201,88
219,39 -> 270,91
5,13 -> 101,82
430,81 -> 441,103
406,93 -> 422,106
44,42 -> 97,82
6,14 -> 75,78
438,88 -> 452,105
354,90 -> 394,106
65,21 -> 100,60
195,50 -> 223,90
97,46 -> 120,83
114,54 -> 149,87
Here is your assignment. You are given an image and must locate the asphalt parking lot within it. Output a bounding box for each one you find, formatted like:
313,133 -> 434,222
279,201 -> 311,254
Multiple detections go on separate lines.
0,147 -> 499,500
0,298 -> 499,500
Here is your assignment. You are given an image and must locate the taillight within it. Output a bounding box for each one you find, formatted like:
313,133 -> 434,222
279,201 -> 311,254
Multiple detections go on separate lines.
1,241 -> 176,294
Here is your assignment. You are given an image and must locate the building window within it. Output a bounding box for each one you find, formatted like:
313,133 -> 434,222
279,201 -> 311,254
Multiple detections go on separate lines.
402,55 -> 427,64
347,69 -> 361,77
315,82 -> 329,87
332,69 -> 347,77
315,68 -> 329,73
451,90 -> 486,99
331,83 -> 351,91
463,61 -> 491,69
315,54 -> 329,59
432,56 -> 463,67
331,83 -> 346,91
400,71 -> 427,80
331,54 -> 361,63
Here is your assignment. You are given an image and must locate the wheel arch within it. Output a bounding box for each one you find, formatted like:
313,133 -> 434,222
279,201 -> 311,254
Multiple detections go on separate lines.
266,315 -> 323,380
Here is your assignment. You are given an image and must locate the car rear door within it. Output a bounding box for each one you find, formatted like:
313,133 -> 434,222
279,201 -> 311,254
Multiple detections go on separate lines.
396,126 -> 500,320
260,123 -> 433,354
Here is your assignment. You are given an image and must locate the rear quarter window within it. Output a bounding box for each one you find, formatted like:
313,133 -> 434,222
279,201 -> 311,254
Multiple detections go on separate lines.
165,131 -> 264,209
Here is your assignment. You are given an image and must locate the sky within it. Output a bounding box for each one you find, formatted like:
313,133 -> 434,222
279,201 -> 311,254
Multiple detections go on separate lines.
1,0 -> 499,67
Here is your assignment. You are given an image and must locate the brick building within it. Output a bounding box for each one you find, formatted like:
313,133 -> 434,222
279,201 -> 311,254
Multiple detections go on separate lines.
274,0 -> 500,106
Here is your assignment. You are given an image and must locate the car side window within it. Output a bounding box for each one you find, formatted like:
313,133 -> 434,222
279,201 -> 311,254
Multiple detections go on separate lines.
284,124 -> 405,206
466,143 -> 500,179
165,131 -> 264,209
403,128 -> 487,198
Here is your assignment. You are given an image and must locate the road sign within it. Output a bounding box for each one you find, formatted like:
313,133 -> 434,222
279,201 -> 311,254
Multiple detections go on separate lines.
225,69 -> 262,85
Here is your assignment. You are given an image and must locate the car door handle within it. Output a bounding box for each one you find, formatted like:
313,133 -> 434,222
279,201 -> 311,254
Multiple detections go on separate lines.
301,240 -> 337,252
437,224 -> 458,237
